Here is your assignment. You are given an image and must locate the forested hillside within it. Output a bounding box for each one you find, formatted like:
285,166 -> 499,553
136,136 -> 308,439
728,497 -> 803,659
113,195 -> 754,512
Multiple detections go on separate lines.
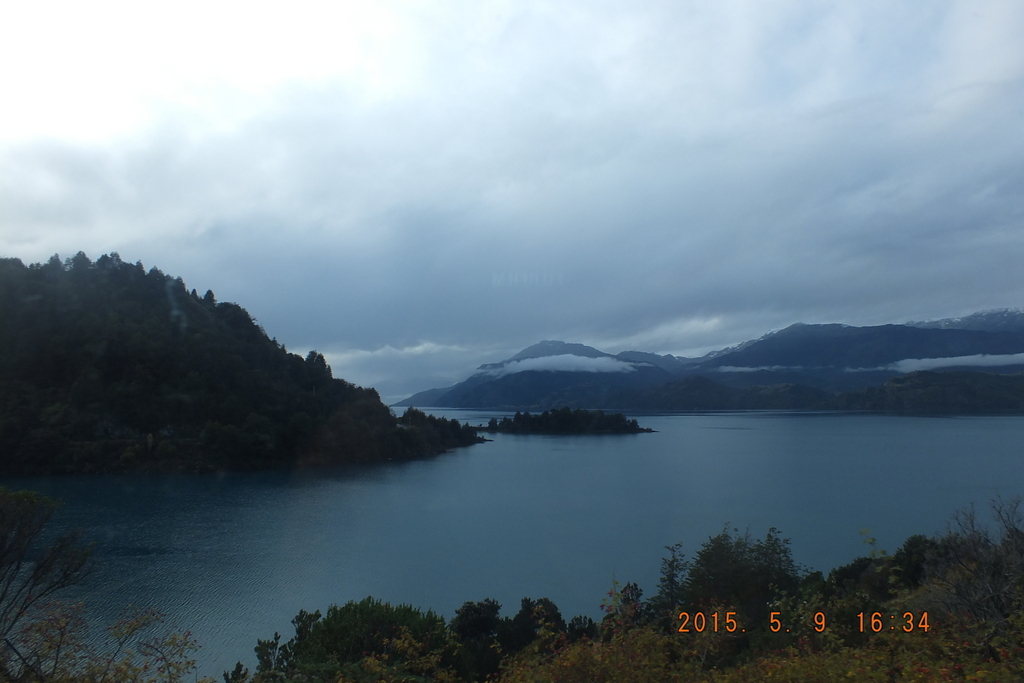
0,252 -> 480,474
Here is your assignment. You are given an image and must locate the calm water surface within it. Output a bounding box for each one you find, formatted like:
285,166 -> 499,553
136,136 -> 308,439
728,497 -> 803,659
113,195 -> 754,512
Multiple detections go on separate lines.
4,411 -> 1023,677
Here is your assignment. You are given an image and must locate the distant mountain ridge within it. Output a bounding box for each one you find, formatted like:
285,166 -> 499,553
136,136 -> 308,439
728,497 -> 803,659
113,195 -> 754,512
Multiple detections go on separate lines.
906,309 -> 1024,332
396,311 -> 1024,412
701,322 -> 1024,370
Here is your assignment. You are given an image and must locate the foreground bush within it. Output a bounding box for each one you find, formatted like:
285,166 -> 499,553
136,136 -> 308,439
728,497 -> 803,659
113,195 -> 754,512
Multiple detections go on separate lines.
497,613 -> 1024,683
227,597 -> 461,683
7,601 -> 212,683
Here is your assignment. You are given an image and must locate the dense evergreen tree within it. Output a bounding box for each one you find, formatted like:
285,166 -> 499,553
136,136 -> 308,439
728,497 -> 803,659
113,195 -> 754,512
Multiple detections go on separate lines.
0,253 -> 481,474
645,541 -> 690,625
499,597 -> 567,654
450,598 -> 504,680
682,527 -> 801,626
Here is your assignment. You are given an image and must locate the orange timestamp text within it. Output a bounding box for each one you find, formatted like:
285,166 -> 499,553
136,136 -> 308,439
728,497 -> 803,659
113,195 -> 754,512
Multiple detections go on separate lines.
677,611 -> 931,634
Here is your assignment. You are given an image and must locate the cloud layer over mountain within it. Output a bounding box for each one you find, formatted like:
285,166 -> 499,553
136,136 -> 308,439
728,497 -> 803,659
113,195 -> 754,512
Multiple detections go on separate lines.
485,355 -> 638,378
888,353 -> 1024,373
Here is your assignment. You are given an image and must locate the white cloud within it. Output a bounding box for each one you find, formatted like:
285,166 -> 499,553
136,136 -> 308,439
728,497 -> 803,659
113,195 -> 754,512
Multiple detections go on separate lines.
888,353 -> 1024,373
715,366 -> 794,373
717,354 -> 1024,375
486,355 -> 638,377
0,0 -> 417,144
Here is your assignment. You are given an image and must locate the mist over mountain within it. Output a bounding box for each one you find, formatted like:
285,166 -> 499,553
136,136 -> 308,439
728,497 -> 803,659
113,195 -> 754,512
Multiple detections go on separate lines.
613,350 -> 697,374
397,313 -> 1024,412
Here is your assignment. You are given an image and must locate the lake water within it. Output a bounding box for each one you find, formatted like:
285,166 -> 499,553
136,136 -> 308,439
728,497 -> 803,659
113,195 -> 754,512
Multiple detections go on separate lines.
3,411 -> 1023,678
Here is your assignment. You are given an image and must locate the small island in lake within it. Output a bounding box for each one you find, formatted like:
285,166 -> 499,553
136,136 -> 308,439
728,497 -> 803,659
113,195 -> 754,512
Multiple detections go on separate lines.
477,407 -> 654,434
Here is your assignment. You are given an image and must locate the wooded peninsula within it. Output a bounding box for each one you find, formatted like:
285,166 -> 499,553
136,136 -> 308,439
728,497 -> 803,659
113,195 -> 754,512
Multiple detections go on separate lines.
0,253 -> 481,475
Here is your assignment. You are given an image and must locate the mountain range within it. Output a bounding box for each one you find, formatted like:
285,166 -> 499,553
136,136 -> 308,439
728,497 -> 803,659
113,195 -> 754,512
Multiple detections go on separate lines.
395,310 -> 1024,413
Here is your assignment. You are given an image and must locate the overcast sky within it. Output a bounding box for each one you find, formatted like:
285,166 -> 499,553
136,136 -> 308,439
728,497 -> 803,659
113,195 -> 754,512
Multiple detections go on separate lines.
2,1 -> 1023,402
